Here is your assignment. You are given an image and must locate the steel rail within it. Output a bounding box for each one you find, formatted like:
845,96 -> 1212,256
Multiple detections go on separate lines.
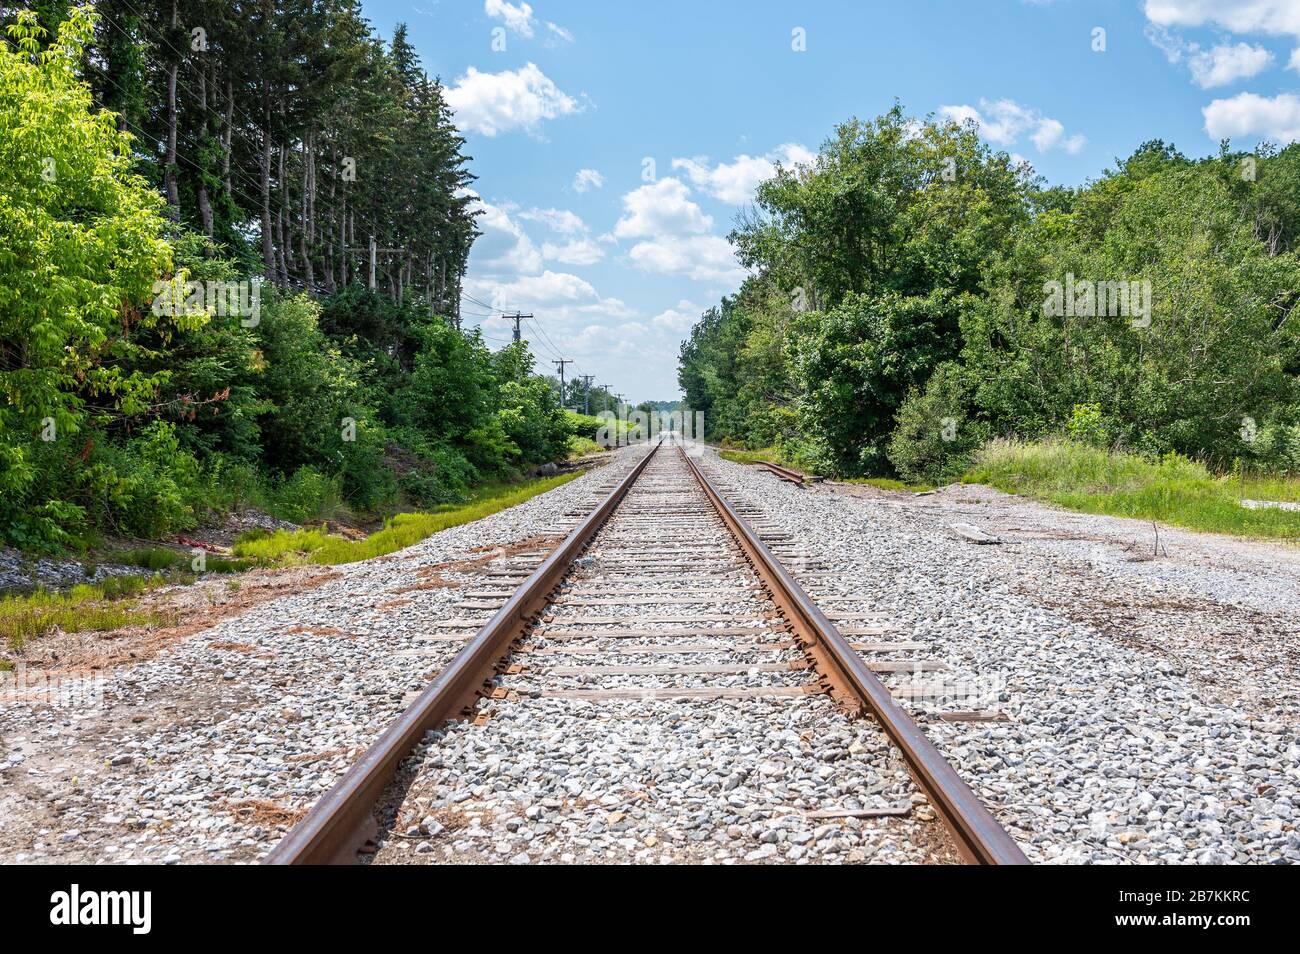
264,439 -> 663,864
679,444 -> 1029,865
757,460 -> 805,485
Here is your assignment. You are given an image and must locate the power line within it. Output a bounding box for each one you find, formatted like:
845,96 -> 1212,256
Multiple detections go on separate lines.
525,317 -> 563,361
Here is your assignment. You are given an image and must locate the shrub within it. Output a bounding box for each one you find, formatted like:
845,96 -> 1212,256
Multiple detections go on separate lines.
263,467 -> 337,524
887,363 -> 986,483
1065,403 -> 1111,448
78,422 -> 206,538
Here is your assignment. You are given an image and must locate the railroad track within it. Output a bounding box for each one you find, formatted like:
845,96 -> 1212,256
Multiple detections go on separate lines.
266,437 -> 1027,865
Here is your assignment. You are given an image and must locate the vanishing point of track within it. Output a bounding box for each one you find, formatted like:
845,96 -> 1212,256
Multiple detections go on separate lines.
266,438 -> 1028,865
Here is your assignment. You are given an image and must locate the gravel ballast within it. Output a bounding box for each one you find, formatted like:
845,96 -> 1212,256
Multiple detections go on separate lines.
695,448 -> 1300,864
0,454 -> 633,864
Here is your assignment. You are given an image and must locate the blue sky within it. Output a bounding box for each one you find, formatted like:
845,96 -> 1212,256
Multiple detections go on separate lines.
363,0 -> 1300,402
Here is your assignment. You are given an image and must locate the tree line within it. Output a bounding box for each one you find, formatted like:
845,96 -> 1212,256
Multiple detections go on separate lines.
1,5 -> 586,552
679,104 -> 1300,482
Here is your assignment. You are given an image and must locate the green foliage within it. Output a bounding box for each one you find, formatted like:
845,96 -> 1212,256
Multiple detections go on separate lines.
1064,403 -> 1110,448
961,156 -> 1300,464
1,9 -> 174,545
793,289 -> 969,473
685,106 -> 1032,476
887,363 -> 986,483
0,5 -> 584,559
79,421 -> 205,537
678,103 -> 1300,508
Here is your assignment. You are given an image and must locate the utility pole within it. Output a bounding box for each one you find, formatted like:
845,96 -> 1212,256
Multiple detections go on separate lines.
580,374 -> 595,415
600,385 -> 610,413
508,312 -> 533,343
552,359 -> 572,406
345,236 -> 405,292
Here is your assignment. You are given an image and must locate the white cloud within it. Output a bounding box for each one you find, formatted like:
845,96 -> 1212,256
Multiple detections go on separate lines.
1189,42 -> 1275,87
1144,1 -> 1300,38
613,178 -> 714,239
1146,24 -> 1188,64
519,207 -> 586,234
516,207 -> 604,265
628,234 -> 746,285
484,0 -> 571,42
445,63 -> 580,137
571,168 -> 604,192
651,300 -> 706,332
939,98 -> 1085,153
545,21 -> 574,42
1289,47 -> 1300,71
541,238 -> 605,266
485,0 -> 535,36
1203,91 -> 1300,142
463,268 -> 634,342
465,195 -> 542,274
1144,1 -> 1300,86
671,143 -> 814,204
494,269 -> 599,303
1148,27 -> 1276,86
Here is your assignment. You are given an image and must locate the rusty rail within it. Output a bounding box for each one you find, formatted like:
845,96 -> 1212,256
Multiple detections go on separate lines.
756,460 -> 822,485
680,445 -> 1028,865
264,440 -> 662,864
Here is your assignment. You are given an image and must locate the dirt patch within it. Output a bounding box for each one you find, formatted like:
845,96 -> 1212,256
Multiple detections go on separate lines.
390,577 -> 459,593
447,534 -> 561,570
1013,568 -> 1300,708
397,803 -> 473,836
285,624 -> 348,638
6,565 -> 339,675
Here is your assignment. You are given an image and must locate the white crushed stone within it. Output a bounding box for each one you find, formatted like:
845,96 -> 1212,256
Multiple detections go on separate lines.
697,447 -> 1300,864
0,453 -> 635,864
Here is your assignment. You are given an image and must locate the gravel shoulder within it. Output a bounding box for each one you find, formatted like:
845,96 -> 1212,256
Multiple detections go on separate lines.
711,454 -> 1300,863
0,455 -> 630,864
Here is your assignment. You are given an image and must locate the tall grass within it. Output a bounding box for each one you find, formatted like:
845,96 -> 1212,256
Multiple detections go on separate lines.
967,438 -> 1300,540
0,578 -> 166,651
234,470 -> 583,565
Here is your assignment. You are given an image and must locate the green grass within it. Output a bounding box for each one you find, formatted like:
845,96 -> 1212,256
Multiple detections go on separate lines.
234,470 -> 585,565
840,476 -> 937,493
1238,474 -> 1300,503
111,546 -> 252,574
117,546 -> 189,570
0,577 -> 167,651
965,438 -> 1300,541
